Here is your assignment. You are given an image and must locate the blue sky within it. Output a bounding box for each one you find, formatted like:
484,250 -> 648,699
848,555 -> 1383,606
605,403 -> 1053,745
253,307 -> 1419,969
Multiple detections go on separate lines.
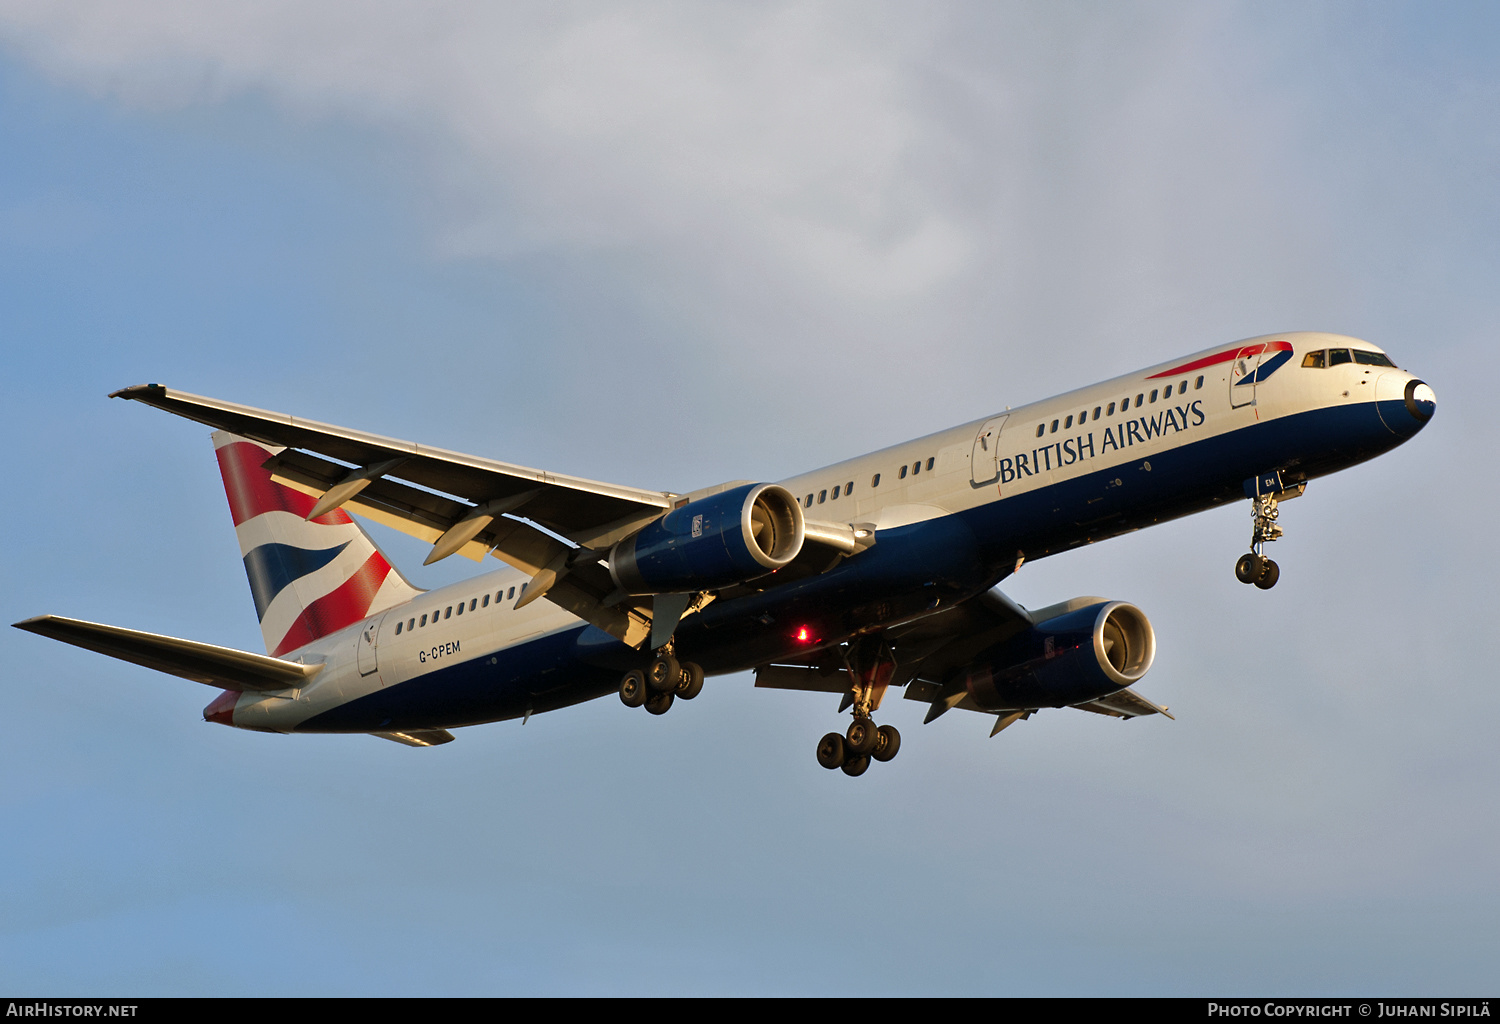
1,2 -> 1496,995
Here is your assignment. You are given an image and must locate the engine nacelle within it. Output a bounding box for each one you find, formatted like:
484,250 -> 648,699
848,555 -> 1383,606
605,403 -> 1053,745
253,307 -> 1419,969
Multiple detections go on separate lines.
962,600 -> 1155,710
608,482 -> 804,595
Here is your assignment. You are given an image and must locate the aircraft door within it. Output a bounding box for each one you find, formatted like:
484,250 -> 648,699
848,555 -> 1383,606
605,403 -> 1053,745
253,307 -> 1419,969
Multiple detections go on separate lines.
357,612 -> 386,678
971,415 -> 1010,485
1229,346 -> 1264,409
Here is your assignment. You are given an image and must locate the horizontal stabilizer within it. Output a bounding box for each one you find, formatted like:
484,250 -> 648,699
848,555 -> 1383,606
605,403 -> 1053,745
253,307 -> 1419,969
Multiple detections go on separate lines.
373,729 -> 455,747
13,615 -> 320,692
1072,687 -> 1174,720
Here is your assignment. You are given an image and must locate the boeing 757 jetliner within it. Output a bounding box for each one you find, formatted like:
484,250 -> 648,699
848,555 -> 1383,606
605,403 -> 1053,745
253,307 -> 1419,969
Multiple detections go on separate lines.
17,332 -> 1434,775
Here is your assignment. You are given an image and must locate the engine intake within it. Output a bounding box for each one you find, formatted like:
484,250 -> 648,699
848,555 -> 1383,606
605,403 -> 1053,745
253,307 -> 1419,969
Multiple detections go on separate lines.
963,600 -> 1155,711
609,482 -> 804,595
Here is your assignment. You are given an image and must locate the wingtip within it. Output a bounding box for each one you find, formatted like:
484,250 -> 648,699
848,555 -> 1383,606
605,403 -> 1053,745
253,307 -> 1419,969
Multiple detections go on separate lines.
108,383 -> 166,400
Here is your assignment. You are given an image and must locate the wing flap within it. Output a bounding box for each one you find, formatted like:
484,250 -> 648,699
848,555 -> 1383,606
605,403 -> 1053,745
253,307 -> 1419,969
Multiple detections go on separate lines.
14,615 -> 319,692
1072,687 -> 1174,720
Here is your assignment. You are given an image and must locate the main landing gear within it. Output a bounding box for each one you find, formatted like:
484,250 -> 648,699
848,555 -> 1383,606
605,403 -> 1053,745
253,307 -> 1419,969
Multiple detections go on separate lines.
618,646 -> 704,716
816,635 -> 902,777
1234,492 -> 1282,590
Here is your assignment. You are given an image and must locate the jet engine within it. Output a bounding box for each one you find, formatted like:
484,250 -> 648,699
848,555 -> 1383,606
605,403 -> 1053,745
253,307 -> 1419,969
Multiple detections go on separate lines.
608,482 -> 804,595
961,600 -> 1155,710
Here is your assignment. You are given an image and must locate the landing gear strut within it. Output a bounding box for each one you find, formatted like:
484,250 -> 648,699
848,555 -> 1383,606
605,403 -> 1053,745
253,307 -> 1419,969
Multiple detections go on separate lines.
1234,493 -> 1282,590
815,636 -> 902,776
618,643 -> 704,715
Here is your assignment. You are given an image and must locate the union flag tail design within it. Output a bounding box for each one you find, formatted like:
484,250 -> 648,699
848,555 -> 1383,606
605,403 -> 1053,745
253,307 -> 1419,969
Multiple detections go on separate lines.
212,431 -> 423,656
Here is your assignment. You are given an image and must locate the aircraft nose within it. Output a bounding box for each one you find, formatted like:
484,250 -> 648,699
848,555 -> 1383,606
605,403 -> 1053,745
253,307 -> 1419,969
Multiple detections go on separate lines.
1405,379 -> 1436,423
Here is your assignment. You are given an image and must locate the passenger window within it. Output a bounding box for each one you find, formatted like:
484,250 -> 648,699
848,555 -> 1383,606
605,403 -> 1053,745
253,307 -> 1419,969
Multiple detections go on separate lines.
846,480 -> 854,492
899,465 -> 907,479
1107,402 -> 1115,415
519,584 -> 527,597
1329,348 -> 1352,366
445,607 -> 452,619
1121,397 -> 1130,411
1035,424 -> 1045,438
1302,351 -> 1325,368
469,599 -> 477,611
818,490 -> 826,503
508,587 -> 515,599
420,613 -> 427,627
1179,379 -> 1187,392
1078,410 -> 1087,424
395,621 -> 403,635
1093,406 -> 1101,419
924,459 -> 933,472
912,461 -> 921,476
1162,384 -> 1172,398
805,494 -> 813,508
1136,393 -> 1144,405
1064,415 -> 1073,429
482,594 -> 489,608
1049,420 -> 1058,433
1150,389 -> 1158,403
408,618 -> 415,631
456,602 -> 463,616
1195,375 -> 1204,389
871,473 -> 880,487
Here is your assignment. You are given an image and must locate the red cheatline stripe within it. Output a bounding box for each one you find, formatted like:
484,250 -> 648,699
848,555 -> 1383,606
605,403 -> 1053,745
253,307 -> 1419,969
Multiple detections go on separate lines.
216,441 -> 356,528
271,550 -> 393,656
1145,346 -> 1252,379
1146,340 -> 1292,379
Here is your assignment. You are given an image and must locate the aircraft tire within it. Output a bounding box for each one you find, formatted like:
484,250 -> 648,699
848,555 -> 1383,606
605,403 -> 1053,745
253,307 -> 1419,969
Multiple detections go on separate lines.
1254,559 -> 1280,590
644,690 -> 674,716
675,661 -> 704,700
841,755 -> 871,777
846,718 -> 879,756
1235,553 -> 1261,584
817,732 -> 846,769
872,724 -> 901,763
619,669 -> 648,708
646,654 -> 681,693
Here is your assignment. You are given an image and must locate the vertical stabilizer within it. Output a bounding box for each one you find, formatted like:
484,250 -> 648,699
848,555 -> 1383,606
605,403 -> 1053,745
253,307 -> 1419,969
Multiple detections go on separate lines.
212,431 -> 423,655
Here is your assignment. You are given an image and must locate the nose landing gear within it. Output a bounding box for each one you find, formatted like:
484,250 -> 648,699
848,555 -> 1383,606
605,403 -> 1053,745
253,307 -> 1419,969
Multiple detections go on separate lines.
1234,488 -> 1293,589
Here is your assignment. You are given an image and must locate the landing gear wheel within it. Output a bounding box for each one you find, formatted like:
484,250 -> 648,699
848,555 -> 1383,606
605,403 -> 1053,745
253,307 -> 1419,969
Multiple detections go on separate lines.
816,732 -> 846,770
1254,559 -> 1280,590
646,654 -> 681,693
1235,553 -> 1262,584
872,724 -> 902,762
841,755 -> 870,777
675,661 -> 704,700
644,690 -> 674,716
619,669 -> 647,708
846,718 -> 879,756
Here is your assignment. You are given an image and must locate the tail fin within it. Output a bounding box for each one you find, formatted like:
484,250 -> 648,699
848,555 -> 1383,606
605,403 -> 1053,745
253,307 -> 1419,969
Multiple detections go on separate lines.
212,431 -> 422,655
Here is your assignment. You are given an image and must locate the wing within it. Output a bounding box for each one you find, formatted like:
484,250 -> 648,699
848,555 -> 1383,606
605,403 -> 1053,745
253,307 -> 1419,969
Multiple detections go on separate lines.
112,384 -> 680,647
755,587 -> 1174,734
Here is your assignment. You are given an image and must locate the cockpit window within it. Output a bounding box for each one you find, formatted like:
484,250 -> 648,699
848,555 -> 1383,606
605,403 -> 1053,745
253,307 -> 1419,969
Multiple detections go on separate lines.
1353,350 -> 1395,367
1302,351 -> 1326,368
1328,348 -> 1352,366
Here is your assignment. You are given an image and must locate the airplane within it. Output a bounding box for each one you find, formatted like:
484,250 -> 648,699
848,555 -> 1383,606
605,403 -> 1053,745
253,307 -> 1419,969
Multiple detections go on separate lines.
15,331 -> 1435,775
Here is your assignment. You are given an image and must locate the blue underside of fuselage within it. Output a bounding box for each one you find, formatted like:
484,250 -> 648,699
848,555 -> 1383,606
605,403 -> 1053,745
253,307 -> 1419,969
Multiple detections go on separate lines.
296,397 -> 1424,734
